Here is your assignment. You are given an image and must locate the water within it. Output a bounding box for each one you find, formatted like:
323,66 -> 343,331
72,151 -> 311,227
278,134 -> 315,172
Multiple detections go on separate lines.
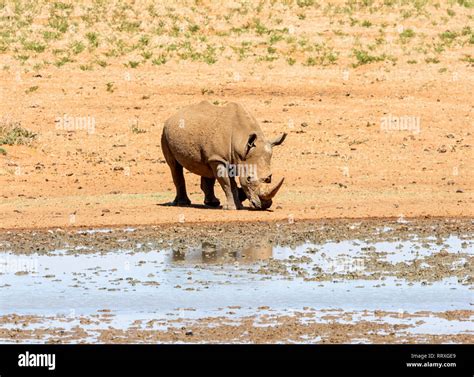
0,232 -> 472,341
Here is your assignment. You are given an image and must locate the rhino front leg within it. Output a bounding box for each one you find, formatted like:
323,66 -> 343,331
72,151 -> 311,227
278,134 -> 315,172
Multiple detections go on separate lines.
211,163 -> 242,210
218,176 -> 242,210
201,177 -> 220,207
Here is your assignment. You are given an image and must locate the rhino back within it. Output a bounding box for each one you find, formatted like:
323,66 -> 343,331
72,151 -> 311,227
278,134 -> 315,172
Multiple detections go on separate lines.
163,101 -> 232,176
163,101 -> 265,176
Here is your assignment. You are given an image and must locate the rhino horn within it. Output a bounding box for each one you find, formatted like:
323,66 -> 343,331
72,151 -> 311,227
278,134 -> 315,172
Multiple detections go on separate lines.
259,177 -> 284,201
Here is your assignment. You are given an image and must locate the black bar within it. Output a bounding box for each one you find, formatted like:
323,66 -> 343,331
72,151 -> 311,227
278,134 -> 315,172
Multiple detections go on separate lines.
0,344 -> 472,377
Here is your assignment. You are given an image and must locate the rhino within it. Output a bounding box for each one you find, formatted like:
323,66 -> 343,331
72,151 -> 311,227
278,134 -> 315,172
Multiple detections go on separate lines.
161,101 -> 287,210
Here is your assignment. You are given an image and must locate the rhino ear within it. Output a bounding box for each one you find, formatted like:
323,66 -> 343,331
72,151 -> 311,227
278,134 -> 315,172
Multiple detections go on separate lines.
244,132 -> 257,158
270,133 -> 287,147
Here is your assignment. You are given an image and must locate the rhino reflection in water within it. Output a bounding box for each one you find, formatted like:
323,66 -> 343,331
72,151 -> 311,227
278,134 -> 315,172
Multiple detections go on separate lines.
171,241 -> 273,264
161,101 -> 287,210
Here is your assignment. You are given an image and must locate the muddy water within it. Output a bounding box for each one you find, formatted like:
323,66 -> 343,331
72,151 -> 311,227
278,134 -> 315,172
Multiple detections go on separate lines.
0,219 -> 472,343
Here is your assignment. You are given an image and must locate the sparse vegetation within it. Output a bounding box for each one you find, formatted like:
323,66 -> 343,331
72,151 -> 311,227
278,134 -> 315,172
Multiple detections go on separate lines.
131,123 -> 147,134
399,28 -> 416,43
23,41 -> 46,53
0,1 -> 470,69
85,32 -> 99,48
460,54 -> 474,63
352,49 -> 386,67
70,41 -> 85,55
152,55 -> 167,66
126,60 -> 140,68
25,86 -> 39,94
425,56 -> 440,63
439,30 -> 458,44
80,64 -> 93,71
0,122 -> 37,146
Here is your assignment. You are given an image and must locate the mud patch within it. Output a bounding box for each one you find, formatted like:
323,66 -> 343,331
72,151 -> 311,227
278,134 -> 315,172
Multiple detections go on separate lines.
0,218 -> 472,343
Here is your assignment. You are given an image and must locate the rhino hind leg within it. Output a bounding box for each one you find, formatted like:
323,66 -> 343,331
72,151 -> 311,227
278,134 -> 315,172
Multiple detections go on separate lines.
161,133 -> 191,206
201,177 -> 220,207
170,162 -> 191,206
168,161 -> 191,206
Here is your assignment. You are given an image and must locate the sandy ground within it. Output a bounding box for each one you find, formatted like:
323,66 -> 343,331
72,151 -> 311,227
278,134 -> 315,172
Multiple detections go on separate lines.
0,1 -> 473,230
1,62 -> 472,230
